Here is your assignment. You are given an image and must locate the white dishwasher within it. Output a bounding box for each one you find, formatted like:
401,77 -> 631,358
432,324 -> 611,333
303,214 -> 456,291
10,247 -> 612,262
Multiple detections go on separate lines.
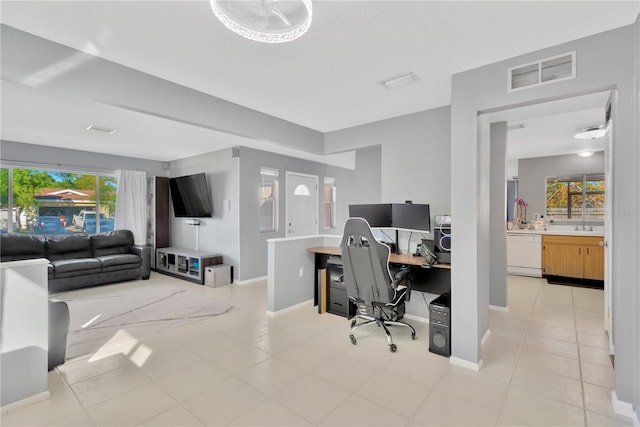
507,233 -> 542,277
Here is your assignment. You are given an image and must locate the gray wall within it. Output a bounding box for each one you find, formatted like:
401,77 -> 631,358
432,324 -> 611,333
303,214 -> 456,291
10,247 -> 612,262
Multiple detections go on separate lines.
451,22 -> 638,409
0,140 -> 166,176
237,147 -> 363,281
353,145 -> 382,205
489,122 -> 507,309
325,106 -> 452,223
518,152 -> 604,221
169,148 -> 240,278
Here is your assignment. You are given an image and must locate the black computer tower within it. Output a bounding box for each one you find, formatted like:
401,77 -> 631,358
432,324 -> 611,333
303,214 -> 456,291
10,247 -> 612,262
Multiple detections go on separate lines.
326,258 -> 349,317
429,293 -> 451,357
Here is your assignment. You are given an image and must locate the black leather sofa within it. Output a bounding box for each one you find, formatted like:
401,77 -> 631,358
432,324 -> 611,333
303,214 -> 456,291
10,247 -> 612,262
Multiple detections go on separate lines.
0,230 -> 151,293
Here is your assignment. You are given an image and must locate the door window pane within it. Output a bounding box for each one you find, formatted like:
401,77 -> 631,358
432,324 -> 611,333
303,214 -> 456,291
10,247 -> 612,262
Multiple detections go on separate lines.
259,167 -> 278,233
323,177 -> 336,229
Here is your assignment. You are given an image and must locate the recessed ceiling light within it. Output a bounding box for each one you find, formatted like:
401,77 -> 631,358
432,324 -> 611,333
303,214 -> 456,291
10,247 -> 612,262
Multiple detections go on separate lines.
574,125 -> 605,140
380,72 -> 420,90
86,125 -> 117,135
577,150 -> 595,157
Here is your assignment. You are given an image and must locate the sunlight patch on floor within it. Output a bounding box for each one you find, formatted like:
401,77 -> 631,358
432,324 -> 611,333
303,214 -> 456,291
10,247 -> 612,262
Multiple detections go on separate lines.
88,328 -> 153,368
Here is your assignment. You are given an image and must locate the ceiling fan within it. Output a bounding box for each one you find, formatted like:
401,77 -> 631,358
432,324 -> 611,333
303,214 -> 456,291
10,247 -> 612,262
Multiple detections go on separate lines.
210,0 -> 313,43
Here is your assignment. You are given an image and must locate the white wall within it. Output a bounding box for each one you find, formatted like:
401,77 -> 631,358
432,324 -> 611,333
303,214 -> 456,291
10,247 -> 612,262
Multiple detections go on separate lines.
1,259 -> 49,407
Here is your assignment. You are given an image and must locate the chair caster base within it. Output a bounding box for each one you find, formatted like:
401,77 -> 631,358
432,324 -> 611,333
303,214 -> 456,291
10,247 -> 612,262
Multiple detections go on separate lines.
389,344 -> 397,352
350,334 -> 357,345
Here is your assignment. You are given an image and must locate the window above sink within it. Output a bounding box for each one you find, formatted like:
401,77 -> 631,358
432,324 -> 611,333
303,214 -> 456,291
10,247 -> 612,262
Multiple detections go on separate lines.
546,174 -> 605,223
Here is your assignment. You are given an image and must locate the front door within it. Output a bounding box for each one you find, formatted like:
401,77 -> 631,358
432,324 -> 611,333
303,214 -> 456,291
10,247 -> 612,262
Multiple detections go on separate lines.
285,172 -> 318,237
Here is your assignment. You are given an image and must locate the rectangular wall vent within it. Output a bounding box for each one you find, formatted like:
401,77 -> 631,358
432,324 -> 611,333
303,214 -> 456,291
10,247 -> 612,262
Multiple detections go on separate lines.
508,51 -> 575,92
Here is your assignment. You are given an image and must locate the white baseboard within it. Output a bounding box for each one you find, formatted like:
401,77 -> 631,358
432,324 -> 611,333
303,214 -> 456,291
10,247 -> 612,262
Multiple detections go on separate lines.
450,356 -> 483,371
404,313 -> 429,324
481,328 -> 491,346
235,276 -> 267,285
266,299 -> 313,317
611,390 -> 634,419
1,391 -> 50,414
489,304 -> 509,312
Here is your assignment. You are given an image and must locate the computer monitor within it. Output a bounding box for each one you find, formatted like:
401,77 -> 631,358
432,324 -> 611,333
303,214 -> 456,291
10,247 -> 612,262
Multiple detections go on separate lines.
348,204 -> 392,227
391,203 -> 431,233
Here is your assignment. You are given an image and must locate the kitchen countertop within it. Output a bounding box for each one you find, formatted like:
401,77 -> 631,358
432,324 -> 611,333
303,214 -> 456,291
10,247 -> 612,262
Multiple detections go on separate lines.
506,227 -> 604,237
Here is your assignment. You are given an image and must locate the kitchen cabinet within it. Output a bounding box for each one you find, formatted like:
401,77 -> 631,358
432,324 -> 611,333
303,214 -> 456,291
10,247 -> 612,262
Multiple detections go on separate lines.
542,235 -> 604,280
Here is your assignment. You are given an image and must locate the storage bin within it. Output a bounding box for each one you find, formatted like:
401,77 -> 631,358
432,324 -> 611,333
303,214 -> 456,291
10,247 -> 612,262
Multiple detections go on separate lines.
204,265 -> 232,287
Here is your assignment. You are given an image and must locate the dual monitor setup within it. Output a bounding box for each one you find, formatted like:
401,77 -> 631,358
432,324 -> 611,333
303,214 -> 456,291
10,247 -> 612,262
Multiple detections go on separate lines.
348,202 -> 431,233
348,202 -> 431,255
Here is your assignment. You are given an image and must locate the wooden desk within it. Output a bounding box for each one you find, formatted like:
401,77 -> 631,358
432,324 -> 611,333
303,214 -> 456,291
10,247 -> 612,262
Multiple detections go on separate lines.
307,247 -> 451,269
307,246 -> 451,315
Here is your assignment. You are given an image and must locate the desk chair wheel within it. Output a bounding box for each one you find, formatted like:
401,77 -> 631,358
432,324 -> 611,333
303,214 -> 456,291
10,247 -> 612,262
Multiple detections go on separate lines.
389,344 -> 397,352
350,334 -> 357,345
411,331 -> 416,340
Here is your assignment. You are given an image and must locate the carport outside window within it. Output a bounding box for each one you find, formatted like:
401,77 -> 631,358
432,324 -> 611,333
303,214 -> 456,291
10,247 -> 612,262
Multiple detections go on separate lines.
1,167 -> 117,235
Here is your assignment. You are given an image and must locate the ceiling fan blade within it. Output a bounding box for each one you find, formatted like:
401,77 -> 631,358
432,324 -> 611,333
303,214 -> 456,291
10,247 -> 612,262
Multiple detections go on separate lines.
268,6 -> 292,27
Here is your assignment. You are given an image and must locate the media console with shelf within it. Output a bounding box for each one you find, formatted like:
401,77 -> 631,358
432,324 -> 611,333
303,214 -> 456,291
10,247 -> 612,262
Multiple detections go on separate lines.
156,247 -> 222,284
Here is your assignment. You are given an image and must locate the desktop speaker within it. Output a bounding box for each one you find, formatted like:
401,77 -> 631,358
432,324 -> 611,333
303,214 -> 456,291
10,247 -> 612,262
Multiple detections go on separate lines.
434,221 -> 451,264
429,293 -> 450,357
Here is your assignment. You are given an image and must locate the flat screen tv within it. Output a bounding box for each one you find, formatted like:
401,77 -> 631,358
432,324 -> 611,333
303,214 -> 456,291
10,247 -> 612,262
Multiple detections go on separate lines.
391,203 -> 430,232
348,204 -> 392,227
169,173 -> 213,218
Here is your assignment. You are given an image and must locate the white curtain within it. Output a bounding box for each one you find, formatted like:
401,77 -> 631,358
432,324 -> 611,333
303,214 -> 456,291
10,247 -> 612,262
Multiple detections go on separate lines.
114,170 -> 147,245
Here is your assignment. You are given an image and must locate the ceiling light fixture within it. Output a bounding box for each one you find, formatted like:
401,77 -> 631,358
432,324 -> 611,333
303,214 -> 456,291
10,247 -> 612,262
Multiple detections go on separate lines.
86,125 -> 117,135
210,0 -> 312,44
380,72 -> 420,90
577,150 -> 595,157
574,125 -> 605,140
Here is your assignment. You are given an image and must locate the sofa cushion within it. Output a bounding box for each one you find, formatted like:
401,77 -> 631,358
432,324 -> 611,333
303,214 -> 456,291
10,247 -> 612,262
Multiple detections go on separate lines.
46,234 -> 92,261
51,258 -> 101,274
97,254 -> 141,268
98,254 -> 141,274
91,230 -> 134,257
0,234 -> 46,261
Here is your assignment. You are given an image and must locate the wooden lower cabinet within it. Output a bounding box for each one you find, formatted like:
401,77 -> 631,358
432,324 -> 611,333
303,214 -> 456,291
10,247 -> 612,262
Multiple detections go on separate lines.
542,235 -> 604,280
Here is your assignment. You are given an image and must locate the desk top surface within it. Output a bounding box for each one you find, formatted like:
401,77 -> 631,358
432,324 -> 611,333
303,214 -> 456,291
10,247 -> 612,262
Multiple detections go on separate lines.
307,246 -> 451,270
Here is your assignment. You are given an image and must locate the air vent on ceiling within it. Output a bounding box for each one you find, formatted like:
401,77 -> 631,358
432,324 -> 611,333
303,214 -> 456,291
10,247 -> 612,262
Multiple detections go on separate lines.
508,51 -> 575,92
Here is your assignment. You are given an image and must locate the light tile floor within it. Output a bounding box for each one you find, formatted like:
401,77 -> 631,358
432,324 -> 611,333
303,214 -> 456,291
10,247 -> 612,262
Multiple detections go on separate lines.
2,273 -> 632,426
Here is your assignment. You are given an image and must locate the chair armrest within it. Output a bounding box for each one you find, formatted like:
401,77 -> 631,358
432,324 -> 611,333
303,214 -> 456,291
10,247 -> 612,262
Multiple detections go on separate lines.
392,270 -> 413,302
132,245 -> 151,280
48,299 -> 70,371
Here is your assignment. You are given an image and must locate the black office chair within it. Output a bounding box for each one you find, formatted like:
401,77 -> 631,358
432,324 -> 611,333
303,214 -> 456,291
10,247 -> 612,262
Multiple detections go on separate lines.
340,217 -> 416,352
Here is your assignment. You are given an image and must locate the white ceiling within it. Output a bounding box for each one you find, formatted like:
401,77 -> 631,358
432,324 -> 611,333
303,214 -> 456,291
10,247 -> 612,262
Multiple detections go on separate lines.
0,1 -> 638,163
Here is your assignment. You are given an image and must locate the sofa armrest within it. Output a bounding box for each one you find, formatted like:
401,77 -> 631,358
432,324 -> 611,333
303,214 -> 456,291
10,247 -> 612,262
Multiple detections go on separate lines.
132,245 -> 151,280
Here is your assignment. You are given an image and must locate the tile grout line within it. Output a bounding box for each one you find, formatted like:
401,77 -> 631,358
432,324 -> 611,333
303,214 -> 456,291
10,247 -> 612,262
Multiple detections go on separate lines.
571,287 -> 588,427
493,277 -> 542,424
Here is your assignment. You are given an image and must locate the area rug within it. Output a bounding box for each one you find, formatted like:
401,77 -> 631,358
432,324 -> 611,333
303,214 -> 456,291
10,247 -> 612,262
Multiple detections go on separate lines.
55,281 -> 235,359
